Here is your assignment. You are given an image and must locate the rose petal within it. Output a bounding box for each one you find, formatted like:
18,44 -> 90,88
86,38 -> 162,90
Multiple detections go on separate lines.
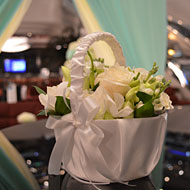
117,106 -> 133,117
39,94 -> 48,107
113,93 -> 124,110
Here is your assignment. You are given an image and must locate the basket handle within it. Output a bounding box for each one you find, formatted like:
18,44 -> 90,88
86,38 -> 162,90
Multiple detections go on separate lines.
70,32 -> 126,117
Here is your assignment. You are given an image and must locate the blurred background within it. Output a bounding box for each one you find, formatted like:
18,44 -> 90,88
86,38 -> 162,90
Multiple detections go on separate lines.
0,0 -> 190,190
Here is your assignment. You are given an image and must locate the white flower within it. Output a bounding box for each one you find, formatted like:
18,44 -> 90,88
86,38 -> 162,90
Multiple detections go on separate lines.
89,86 -> 107,119
139,84 -> 154,95
107,93 -> 133,118
39,81 -> 69,114
136,101 -> 144,109
95,65 -> 134,97
153,92 -> 174,111
89,87 -> 133,119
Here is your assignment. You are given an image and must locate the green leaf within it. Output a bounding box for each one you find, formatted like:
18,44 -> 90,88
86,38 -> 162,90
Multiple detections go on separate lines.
134,101 -> 155,118
55,96 -> 71,115
33,86 -> 46,95
89,72 -> 95,89
83,76 -> 90,90
61,66 -> 71,86
104,111 -> 114,120
47,110 -> 57,115
92,82 -> 99,91
136,91 -> 152,103
37,110 -> 46,116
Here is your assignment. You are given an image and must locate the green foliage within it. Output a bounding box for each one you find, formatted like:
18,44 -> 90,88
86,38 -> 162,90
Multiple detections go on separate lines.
136,91 -> 152,104
33,86 -> 46,95
144,62 -> 159,83
61,66 -> 71,86
37,110 -> 46,116
37,109 -> 56,116
135,101 -> 155,118
92,82 -> 100,92
55,96 -> 71,115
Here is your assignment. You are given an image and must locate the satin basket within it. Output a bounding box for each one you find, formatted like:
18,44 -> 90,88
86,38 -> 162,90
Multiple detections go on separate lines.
46,32 -> 167,184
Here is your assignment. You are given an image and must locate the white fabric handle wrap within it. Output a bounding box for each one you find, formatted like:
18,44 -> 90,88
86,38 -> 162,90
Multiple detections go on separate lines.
47,32 -> 167,185
70,32 -> 126,119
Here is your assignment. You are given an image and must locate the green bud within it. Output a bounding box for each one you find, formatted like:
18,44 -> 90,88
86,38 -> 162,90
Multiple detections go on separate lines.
96,68 -> 104,75
123,100 -> 134,109
125,86 -> 139,101
133,72 -> 140,80
147,81 -> 159,90
61,66 -> 71,86
83,77 -> 89,90
134,95 -> 140,102
162,78 -> 166,83
154,99 -> 160,104
148,77 -> 156,84
129,80 -> 140,88
104,111 -> 114,120
89,72 -> 95,89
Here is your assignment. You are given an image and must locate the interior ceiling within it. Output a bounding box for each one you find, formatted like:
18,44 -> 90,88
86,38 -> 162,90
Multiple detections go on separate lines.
167,0 -> 190,27
15,0 -> 81,37
15,0 -> 190,38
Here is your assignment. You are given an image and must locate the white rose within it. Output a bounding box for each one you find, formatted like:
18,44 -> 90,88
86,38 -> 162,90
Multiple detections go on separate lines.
136,101 -> 144,109
89,86 -> 107,119
89,87 -> 133,119
153,92 -> 173,111
95,65 -> 134,97
39,81 -> 69,114
108,93 -> 133,118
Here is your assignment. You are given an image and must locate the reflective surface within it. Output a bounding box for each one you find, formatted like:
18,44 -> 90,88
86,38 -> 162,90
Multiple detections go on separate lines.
48,173 -> 156,190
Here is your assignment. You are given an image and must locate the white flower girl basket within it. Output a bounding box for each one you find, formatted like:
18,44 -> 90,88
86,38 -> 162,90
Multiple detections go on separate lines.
46,32 -> 167,184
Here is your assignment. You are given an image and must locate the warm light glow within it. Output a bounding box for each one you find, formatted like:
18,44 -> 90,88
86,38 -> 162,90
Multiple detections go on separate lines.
2,37 -> 30,53
177,20 -> 183,25
168,33 -> 176,40
168,49 -> 176,56
168,15 -> 173,21
179,170 -> 184,176
173,29 -> 178,35
26,159 -> 32,165
164,176 -> 170,182
44,181 -> 49,187
168,61 -> 187,87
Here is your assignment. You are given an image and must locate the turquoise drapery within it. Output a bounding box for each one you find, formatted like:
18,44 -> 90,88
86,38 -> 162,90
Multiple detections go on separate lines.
0,0 -> 22,35
0,0 -> 31,49
0,148 -> 33,190
86,0 -> 167,75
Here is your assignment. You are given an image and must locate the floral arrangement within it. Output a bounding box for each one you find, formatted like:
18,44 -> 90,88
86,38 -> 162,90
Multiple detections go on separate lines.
36,32 -> 172,183
35,51 -> 173,119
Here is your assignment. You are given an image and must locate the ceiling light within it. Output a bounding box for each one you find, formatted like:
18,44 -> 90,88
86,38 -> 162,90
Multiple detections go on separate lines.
1,36 -> 30,53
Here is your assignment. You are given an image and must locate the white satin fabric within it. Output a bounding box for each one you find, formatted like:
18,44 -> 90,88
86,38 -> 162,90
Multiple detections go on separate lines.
47,108 -> 167,183
46,32 -> 168,183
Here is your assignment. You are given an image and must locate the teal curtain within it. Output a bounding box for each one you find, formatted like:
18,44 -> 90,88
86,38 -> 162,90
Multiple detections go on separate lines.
0,0 -> 23,35
0,148 -> 33,190
86,0 -> 167,75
